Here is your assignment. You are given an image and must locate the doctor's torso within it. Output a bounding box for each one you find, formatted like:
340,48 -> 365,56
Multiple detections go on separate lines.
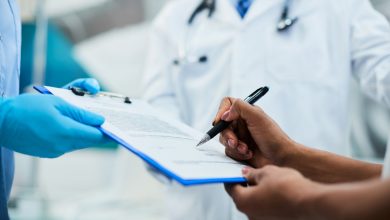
146,0 -> 355,156
0,0 -> 20,98
0,0 -> 21,219
143,1 -> 390,220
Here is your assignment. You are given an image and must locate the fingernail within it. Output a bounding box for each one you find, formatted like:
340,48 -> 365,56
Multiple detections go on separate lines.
238,145 -> 246,154
246,151 -> 253,158
242,167 -> 250,175
228,139 -> 235,148
221,111 -> 230,121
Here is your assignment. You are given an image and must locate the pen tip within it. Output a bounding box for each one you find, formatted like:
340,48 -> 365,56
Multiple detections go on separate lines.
196,140 -> 204,147
196,135 -> 211,147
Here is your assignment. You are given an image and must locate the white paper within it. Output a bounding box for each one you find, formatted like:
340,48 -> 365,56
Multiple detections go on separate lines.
46,87 -> 246,183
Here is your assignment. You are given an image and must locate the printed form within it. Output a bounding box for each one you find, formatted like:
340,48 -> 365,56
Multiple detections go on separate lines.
45,87 -> 246,185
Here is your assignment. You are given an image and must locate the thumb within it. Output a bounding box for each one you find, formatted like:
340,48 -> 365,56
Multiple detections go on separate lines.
63,78 -> 101,95
213,97 -> 235,125
242,167 -> 257,185
222,99 -> 259,123
82,78 -> 101,95
56,115 -> 110,150
243,167 -> 265,185
56,100 -> 105,127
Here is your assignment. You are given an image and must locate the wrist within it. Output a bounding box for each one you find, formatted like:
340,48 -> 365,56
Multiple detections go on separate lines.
276,139 -> 303,167
295,181 -> 328,220
298,182 -> 357,220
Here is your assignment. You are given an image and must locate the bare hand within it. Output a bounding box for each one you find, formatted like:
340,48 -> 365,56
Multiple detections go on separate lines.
214,97 -> 295,168
225,166 -> 317,220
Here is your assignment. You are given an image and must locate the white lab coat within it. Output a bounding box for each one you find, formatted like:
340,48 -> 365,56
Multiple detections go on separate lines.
143,0 -> 390,219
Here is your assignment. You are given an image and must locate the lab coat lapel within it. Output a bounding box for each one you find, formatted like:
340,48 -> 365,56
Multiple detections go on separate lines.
213,0 -> 284,26
213,0 -> 242,26
244,0 -> 284,23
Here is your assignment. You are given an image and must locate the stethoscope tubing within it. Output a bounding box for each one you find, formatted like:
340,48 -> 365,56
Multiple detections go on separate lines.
188,0 -> 297,31
175,0 -> 298,66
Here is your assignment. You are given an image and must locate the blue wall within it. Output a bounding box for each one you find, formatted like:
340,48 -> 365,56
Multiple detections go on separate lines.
20,23 -> 116,149
20,22 -> 90,92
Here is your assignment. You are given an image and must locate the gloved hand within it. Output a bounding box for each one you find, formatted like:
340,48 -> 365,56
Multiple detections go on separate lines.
63,78 -> 101,95
0,94 -> 110,158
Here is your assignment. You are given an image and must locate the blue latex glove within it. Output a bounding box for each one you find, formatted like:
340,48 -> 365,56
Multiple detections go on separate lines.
63,78 -> 101,95
0,94 -> 109,158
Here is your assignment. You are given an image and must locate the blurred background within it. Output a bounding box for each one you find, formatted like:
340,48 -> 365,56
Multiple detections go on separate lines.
9,0 -> 390,219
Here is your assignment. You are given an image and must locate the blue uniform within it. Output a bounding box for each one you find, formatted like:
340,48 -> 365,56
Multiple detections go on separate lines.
0,0 -> 21,219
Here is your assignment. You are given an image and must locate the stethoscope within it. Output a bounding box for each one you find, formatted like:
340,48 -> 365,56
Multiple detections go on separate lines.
173,0 -> 298,66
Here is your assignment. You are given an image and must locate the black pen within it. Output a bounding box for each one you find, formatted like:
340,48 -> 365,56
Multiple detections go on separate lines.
196,86 -> 269,147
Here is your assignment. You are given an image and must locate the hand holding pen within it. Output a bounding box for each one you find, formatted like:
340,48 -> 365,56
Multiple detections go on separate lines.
197,87 -> 269,147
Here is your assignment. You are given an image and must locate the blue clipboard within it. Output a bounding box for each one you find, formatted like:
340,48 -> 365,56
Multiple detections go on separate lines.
34,86 -> 247,186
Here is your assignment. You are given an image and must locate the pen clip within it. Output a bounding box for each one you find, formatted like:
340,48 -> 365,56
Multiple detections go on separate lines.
245,88 -> 262,101
70,86 -> 132,104
70,87 -> 87,96
244,87 -> 269,104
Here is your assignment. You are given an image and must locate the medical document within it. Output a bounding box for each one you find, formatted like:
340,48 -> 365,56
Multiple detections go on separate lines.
42,87 -> 246,185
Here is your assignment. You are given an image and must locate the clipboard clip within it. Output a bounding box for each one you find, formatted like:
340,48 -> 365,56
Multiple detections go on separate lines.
70,87 -> 132,104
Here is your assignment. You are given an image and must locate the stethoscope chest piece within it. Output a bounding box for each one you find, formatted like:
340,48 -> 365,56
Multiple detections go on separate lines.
173,55 -> 208,66
277,0 -> 298,32
277,17 -> 298,32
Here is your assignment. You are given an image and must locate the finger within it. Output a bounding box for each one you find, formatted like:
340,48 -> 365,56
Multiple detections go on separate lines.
237,140 -> 250,155
220,127 -> 254,160
213,97 -> 235,125
243,167 -> 266,185
225,147 -> 253,161
225,143 -> 253,161
224,184 -> 253,209
220,129 -> 239,147
55,99 -> 105,127
225,184 -> 247,199
224,99 -> 261,124
57,116 -> 110,150
63,78 -> 101,95
82,78 -> 101,95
